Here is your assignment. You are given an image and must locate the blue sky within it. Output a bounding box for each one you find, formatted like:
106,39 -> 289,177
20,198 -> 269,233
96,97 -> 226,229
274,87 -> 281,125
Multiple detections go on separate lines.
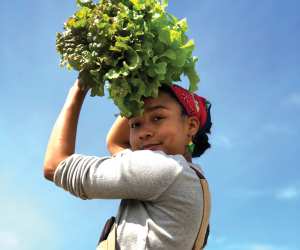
1,0 -> 299,249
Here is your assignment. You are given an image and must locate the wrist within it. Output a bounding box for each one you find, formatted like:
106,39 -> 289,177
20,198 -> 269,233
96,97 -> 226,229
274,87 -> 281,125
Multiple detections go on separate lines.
65,85 -> 87,108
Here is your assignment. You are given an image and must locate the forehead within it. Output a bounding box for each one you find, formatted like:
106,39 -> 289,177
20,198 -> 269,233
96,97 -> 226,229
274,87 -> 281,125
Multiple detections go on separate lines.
130,91 -> 181,119
144,91 -> 174,107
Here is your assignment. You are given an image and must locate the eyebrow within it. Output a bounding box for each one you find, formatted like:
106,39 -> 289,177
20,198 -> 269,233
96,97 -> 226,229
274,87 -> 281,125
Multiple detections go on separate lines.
129,105 -> 169,121
144,105 -> 169,112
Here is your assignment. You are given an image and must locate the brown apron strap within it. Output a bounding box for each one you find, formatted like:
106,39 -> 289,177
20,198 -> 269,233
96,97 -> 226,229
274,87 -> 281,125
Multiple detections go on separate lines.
97,217 -> 117,250
190,166 -> 211,250
97,166 -> 211,250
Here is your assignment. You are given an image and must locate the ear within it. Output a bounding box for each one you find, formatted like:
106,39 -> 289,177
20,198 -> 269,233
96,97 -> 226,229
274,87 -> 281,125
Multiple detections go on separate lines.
187,116 -> 200,138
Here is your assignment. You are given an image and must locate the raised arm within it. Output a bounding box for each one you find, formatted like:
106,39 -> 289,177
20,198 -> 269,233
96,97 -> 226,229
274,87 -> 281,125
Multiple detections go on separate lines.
43,79 -> 88,181
106,115 -> 131,155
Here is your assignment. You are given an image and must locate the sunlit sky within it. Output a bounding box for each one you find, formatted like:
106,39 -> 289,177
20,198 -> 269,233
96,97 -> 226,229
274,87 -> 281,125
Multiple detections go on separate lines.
1,1 -> 300,250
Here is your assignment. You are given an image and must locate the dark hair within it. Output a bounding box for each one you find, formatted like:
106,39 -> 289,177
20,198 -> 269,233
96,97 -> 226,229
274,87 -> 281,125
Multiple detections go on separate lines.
159,84 -> 212,158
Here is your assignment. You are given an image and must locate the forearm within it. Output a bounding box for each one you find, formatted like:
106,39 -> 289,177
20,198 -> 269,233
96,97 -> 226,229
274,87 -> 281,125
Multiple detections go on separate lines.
106,115 -> 131,155
43,81 -> 87,181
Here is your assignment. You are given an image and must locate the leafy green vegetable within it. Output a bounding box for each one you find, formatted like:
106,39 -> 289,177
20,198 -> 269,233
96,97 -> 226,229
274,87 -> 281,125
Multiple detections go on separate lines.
56,0 -> 200,117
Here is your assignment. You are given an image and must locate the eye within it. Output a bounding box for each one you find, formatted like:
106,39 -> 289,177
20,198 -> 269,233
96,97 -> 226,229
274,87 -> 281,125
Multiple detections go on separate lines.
130,122 -> 140,129
153,116 -> 164,122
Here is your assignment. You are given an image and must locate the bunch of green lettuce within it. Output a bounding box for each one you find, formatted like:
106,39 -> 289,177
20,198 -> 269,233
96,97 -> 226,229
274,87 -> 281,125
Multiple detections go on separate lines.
56,0 -> 200,117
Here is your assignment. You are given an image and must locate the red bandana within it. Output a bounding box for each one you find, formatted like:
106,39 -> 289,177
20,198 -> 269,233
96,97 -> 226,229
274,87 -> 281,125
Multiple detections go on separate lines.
170,84 -> 210,129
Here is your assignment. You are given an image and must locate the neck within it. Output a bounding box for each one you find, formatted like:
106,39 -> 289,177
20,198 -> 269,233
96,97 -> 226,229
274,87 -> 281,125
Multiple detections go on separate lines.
183,151 -> 192,163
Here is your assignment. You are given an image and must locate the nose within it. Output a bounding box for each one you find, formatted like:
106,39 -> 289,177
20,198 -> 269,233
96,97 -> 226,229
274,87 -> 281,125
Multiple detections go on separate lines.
138,125 -> 154,141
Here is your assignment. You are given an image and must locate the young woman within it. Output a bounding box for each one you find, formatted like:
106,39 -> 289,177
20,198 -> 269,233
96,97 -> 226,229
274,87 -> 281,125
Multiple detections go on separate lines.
43,79 -> 212,250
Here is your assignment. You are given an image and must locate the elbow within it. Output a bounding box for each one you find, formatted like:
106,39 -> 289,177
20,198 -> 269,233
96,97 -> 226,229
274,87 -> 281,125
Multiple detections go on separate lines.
43,162 -> 60,182
105,136 -> 113,152
43,158 -> 56,181
106,141 -> 114,154
107,143 -> 130,156
43,155 -> 69,181
106,135 -> 130,155
43,167 -> 54,182
106,138 -> 117,155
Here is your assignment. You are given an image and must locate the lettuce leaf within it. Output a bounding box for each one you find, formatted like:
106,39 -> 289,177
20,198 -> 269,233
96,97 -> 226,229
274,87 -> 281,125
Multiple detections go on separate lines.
56,0 -> 200,117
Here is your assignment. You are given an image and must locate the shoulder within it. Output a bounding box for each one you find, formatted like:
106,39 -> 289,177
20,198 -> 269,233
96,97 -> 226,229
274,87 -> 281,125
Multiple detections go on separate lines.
189,162 -> 206,176
113,149 -> 185,176
117,148 -> 185,164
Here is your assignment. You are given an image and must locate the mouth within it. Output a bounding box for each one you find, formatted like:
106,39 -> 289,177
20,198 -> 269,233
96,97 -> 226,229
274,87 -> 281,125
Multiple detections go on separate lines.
142,143 -> 162,150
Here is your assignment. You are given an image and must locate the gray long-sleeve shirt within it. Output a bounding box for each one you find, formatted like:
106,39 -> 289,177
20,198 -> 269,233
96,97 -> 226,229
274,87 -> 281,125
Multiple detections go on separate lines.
54,149 -> 206,250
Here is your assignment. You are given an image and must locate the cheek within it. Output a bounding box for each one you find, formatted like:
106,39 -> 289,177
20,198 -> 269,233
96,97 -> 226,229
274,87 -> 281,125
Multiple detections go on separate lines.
129,131 -> 138,149
129,132 -> 134,146
161,126 -> 181,143
162,126 -> 186,148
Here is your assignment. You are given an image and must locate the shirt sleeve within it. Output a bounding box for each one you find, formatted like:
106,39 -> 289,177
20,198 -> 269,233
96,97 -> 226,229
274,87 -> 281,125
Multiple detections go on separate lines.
53,149 -> 183,201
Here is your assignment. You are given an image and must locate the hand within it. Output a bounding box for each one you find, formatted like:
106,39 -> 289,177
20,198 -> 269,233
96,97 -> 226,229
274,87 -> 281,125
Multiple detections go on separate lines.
72,77 -> 90,94
77,70 -> 93,93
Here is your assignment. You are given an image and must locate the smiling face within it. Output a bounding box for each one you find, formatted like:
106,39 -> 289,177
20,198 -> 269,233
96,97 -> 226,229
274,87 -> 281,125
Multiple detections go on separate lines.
128,90 -> 200,159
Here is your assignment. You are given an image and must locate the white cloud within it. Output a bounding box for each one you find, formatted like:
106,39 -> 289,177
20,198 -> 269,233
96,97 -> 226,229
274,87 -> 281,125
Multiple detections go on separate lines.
213,135 -> 233,149
261,123 -> 295,136
0,232 -> 20,250
226,243 -> 290,250
215,236 -> 227,244
207,235 -> 295,250
209,235 -> 227,245
229,186 -> 300,201
250,244 -> 275,250
282,92 -> 300,107
229,188 -> 271,199
276,187 -> 299,200
0,195 -> 60,250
